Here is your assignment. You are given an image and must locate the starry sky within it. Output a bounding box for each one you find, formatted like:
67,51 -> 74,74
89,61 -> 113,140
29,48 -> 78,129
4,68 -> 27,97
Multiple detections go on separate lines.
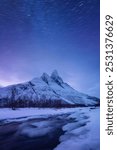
0,0 -> 100,97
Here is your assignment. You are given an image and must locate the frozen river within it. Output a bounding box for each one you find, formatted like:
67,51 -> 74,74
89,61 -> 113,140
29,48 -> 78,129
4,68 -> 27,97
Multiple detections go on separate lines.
0,107 -> 100,150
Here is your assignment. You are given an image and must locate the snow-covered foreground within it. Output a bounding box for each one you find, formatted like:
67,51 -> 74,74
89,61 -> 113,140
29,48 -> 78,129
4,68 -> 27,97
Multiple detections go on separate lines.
0,108 -> 77,122
0,107 -> 100,150
54,107 -> 100,150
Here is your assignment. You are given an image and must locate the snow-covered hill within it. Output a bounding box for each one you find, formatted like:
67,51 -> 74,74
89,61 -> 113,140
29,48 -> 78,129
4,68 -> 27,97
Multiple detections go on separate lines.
0,70 -> 99,107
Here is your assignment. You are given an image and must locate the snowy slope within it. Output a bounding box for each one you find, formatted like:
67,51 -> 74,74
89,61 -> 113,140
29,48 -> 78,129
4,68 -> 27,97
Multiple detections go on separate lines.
0,70 -> 99,106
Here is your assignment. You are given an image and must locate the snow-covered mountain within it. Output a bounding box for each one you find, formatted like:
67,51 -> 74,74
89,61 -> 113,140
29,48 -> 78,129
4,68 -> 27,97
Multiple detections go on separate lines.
0,70 -> 99,107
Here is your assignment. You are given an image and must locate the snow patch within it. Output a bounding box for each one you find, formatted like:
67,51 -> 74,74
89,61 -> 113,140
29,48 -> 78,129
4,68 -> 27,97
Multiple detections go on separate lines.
54,108 -> 100,150
18,121 -> 54,138
0,108 -> 76,122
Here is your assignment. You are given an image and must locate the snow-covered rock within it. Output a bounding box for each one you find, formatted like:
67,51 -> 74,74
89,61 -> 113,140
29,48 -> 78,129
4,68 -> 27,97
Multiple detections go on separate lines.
0,70 -> 99,107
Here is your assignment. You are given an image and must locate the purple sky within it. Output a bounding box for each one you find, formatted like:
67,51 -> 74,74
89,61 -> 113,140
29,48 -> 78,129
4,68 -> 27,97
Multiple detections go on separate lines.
0,0 -> 100,97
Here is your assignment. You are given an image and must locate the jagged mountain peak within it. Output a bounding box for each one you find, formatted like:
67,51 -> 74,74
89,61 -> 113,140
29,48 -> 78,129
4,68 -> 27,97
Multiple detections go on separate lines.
29,70 -> 63,86
0,70 -> 100,107
51,70 -> 59,77
41,73 -> 51,84
51,70 -> 63,84
41,72 -> 50,79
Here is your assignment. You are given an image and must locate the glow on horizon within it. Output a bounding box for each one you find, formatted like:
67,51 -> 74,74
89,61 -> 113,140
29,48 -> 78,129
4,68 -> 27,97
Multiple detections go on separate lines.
0,0 -> 100,97
0,70 -> 100,98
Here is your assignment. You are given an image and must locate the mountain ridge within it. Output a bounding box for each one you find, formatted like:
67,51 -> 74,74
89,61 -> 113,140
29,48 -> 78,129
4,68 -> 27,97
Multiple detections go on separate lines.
0,70 -> 100,107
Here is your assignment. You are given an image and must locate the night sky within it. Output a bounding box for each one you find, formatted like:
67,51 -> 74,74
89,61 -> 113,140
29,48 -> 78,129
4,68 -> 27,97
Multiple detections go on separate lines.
0,0 -> 100,97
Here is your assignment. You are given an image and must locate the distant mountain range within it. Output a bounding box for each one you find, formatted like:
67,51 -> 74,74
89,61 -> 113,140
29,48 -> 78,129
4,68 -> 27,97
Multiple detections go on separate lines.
0,70 -> 99,107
